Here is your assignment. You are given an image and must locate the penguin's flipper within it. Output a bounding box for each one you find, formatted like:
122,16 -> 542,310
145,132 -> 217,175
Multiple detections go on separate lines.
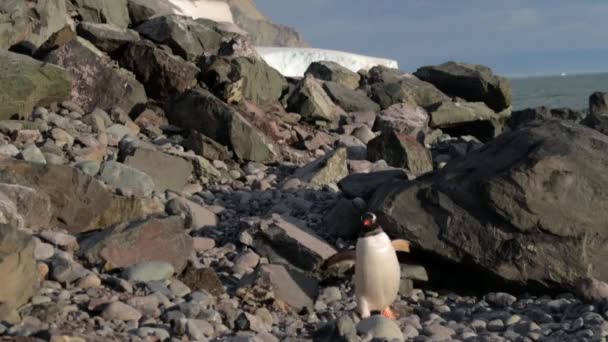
391,239 -> 410,253
322,249 -> 356,269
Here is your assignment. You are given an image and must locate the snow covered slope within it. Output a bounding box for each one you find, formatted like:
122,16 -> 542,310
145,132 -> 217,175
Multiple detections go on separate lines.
167,0 -> 234,23
255,47 -> 399,77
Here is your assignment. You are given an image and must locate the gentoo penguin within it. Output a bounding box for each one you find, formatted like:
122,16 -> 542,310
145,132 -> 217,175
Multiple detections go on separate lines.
323,212 -> 410,319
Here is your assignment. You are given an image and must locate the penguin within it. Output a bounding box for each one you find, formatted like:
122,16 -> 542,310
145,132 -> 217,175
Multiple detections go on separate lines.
323,212 -> 410,319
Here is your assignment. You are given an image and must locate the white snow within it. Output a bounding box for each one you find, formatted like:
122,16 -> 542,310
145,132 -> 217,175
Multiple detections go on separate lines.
166,0 -> 234,23
255,47 -> 399,78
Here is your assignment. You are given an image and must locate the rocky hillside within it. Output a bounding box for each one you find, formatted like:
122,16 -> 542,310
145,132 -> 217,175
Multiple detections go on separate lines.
1,1 -> 608,341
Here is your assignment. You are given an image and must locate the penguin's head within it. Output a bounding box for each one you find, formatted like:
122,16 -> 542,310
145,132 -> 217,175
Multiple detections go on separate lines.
361,212 -> 379,230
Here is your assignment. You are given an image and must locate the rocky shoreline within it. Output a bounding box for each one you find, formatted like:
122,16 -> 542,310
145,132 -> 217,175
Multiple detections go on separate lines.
2,1 -> 608,341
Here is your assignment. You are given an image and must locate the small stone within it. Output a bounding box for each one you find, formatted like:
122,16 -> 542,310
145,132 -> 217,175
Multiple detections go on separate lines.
39,230 -> 79,251
186,319 -> 215,340
356,316 -> 404,342
320,286 -> 342,304
77,274 -> 102,289
488,319 -> 505,332
33,237 -> 55,260
74,160 -> 101,176
136,327 -> 171,341
101,301 -> 143,321
0,144 -> 19,157
21,144 -> 46,164
193,237 -> 216,252
31,295 -> 52,305
506,315 -> 522,326
423,323 -> 455,340
233,251 -> 260,274
50,128 -> 75,148
486,292 -> 517,307
121,261 -> 175,282
169,279 -> 191,298
37,262 -> 49,278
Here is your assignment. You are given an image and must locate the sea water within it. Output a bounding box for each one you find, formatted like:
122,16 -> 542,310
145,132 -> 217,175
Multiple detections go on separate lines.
510,72 -> 608,111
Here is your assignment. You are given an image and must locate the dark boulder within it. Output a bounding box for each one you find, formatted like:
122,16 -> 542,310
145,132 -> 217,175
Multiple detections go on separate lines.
305,61 -> 361,89
42,36 -> 147,114
322,81 -> 380,113
166,88 -> 279,163
367,131 -> 433,176
414,61 -> 512,112
120,39 -> 200,100
369,77 -> 449,110
589,92 -> 608,116
370,120 -> 608,290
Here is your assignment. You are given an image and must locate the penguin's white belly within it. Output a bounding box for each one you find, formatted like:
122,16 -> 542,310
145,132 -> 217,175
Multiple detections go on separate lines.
354,232 -> 401,312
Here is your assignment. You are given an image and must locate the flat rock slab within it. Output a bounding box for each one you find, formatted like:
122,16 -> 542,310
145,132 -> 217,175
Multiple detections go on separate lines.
0,159 -> 162,233
79,215 -> 192,273
239,264 -> 318,312
123,148 -> 193,193
256,214 -> 336,271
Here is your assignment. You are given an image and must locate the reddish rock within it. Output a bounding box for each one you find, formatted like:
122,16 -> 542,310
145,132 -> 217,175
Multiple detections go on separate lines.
79,216 -> 192,273
42,37 -> 147,114
120,40 -> 199,100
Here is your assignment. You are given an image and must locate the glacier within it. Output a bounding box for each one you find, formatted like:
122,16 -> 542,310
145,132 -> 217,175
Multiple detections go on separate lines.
255,47 -> 399,78
163,2 -> 400,78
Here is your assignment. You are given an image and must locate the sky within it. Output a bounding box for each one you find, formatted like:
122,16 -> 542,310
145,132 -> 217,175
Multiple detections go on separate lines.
255,0 -> 608,77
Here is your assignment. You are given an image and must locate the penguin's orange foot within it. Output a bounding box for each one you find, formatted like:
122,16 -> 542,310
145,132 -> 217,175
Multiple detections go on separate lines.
381,307 -> 397,320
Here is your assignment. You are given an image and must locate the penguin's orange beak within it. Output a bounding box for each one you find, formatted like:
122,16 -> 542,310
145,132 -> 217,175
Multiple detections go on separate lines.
362,218 -> 373,227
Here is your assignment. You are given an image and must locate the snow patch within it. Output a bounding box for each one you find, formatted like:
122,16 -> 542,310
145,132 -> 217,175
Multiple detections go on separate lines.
166,0 -> 234,23
255,47 -> 399,78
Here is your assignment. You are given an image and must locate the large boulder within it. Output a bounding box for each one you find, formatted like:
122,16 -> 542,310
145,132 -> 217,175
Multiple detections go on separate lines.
135,15 -> 239,61
369,77 -> 449,110
200,56 -> 287,108
589,92 -> 608,116
370,120 -> 608,290
322,81 -> 380,113
76,22 -> 140,53
305,61 -> 361,89
120,39 -> 200,100
1,0 -> 70,50
42,36 -> 147,114
414,61 -> 512,112
428,101 -> 501,142
0,50 -> 71,120
0,159 -> 162,234
291,148 -> 348,186
70,0 -> 131,28
79,215 -> 192,273
367,131 -> 433,176
0,224 -> 39,324
582,113 -> 608,136
508,106 -> 585,130
375,103 -> 429,137
166,88 -> 279,163
287,75 -> 345,126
